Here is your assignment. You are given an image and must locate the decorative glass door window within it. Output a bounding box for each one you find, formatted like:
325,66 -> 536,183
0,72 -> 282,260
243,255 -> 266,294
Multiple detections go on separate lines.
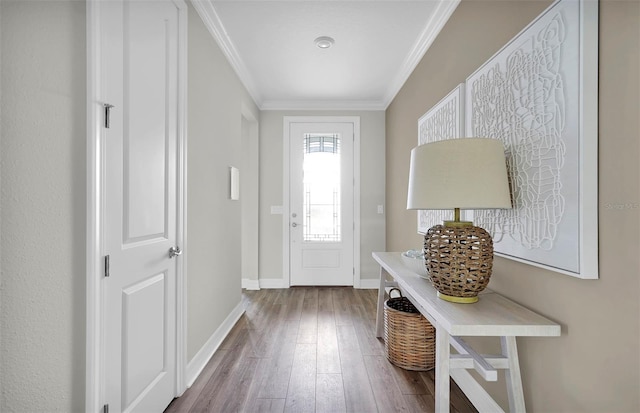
303,134 -> 341,242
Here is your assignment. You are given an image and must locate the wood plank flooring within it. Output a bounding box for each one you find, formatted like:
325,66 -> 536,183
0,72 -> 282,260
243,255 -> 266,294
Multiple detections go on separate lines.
165,287 -> 477,413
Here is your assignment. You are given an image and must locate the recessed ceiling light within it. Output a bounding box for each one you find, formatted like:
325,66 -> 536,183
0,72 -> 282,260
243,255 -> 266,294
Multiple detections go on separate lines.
314,36 -> 335,49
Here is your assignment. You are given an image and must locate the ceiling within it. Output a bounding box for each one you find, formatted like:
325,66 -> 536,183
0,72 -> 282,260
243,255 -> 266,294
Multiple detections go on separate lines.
193,1 -> 460,110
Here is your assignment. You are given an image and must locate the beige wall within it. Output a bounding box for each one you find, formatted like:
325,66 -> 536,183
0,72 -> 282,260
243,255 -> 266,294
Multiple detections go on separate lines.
259,110 -> 386,284
0,1 -> 86,411
186,2 -> 259,360
386,0 -> 640,411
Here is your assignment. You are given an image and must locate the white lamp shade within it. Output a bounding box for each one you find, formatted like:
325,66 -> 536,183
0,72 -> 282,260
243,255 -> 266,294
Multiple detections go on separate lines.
407,138 -> 512,210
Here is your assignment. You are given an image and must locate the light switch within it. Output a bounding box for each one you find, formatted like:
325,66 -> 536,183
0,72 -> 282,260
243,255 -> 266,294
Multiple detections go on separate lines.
377,205 -> 384,214
271,205 -> 283,215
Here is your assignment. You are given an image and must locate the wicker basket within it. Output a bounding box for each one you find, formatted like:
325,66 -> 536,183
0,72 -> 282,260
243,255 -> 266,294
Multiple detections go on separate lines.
383,288 -> 435,371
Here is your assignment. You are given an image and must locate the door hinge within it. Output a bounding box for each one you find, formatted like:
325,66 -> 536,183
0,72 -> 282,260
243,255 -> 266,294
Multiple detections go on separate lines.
103,404 -> 109,413
104,255 -> 110,278
104,103 -> 114,129
353,267 -> 355,275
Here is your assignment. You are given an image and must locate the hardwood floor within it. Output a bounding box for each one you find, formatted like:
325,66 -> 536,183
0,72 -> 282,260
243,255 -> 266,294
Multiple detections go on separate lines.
165,287 -> 477,413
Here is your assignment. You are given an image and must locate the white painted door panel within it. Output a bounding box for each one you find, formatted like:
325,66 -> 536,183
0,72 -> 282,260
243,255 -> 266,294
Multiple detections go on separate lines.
289,122 -> 354,286
103,1 -> 180,411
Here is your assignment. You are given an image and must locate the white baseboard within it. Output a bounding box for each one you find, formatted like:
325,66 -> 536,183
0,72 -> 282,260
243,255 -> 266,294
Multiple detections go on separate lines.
241,278 -> 260,290
243,277 -> 378,290
258,278 -> 288,289
185,301 -> 245,387
356,278 -> 380,289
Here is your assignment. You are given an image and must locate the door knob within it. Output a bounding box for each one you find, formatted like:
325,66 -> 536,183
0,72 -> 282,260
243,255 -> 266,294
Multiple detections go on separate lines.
292,223 -> 298,227
169,246 -> 182,258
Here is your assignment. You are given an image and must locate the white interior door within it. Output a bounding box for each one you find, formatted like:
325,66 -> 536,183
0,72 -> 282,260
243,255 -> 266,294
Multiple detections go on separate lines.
102,1 -> 182,411
289,122 -> 355,286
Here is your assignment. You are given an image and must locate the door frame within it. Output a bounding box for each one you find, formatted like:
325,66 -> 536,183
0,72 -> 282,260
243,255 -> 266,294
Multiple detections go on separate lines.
240,105 -> 260,290
85,1 -> 188,411
282,116 -> 361,287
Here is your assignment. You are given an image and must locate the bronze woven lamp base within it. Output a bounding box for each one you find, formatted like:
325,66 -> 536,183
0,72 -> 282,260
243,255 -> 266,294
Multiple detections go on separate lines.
423,221 -> 494,304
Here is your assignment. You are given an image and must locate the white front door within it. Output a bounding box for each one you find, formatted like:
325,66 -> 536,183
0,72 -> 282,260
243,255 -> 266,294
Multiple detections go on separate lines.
289,121 -> 355,286
102,1 -> 183,411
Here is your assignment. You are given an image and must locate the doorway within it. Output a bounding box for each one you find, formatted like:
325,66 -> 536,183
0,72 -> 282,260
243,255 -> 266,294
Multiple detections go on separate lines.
241,108 -> 260,289
86,0 -> 188,411
284,117 -> 360,286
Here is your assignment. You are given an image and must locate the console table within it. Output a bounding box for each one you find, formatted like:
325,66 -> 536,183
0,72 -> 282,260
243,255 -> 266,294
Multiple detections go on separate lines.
373,252 -> 560,413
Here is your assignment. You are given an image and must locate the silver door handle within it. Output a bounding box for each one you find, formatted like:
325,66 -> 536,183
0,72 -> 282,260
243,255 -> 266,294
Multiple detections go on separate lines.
169,246 -> 182,258
291,223 -> 298,227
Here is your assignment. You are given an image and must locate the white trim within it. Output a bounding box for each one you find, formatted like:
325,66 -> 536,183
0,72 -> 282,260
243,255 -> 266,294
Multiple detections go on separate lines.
381,0 -> 461,108
282,118 -> 291,287
239,106 -> 260,288
282,116 -> 361,287
241,279 -> 260,290
356,278 -> 380,290
356,278 -> 380,289
174,0 -> 189,396
353,120 -> 362,288
258,278 -> 289,289
240,103 -> 258,123
190,0 -> 263,107
85,1 -> 102,410
85,1 -> 189,410
186,301 -> 245,387
261,100 -> 386,111
578,0 -> 599,280
246,277 -> 375,289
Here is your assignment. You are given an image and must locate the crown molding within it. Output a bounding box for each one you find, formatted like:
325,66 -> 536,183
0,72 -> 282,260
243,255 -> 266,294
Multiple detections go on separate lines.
382,0 -> 461,108
260,99 -> 387,111
191,0 -> 263,107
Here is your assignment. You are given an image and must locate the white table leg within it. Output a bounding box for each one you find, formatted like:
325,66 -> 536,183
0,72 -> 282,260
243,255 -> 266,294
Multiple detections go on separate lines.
435,324 -> 450,413
501,336 -> 526,412
375,266 -> 386,338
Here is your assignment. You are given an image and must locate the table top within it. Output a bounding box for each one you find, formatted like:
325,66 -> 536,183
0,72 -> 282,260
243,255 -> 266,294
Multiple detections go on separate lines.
373,252 -> 561,337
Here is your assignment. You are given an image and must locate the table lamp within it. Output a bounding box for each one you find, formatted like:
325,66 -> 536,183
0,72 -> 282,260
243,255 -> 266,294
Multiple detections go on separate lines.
407,138 -> 512,303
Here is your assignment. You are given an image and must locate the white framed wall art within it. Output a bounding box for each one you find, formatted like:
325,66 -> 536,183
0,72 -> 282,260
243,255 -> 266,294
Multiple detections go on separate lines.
417,83 -> 466,234
465,0 -> 598,279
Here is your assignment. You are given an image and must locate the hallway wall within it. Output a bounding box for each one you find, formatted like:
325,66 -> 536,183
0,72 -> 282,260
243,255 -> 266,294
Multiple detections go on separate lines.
186,2 -> 259,361
0,1 -> 86,411
386,0 -> 640,411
